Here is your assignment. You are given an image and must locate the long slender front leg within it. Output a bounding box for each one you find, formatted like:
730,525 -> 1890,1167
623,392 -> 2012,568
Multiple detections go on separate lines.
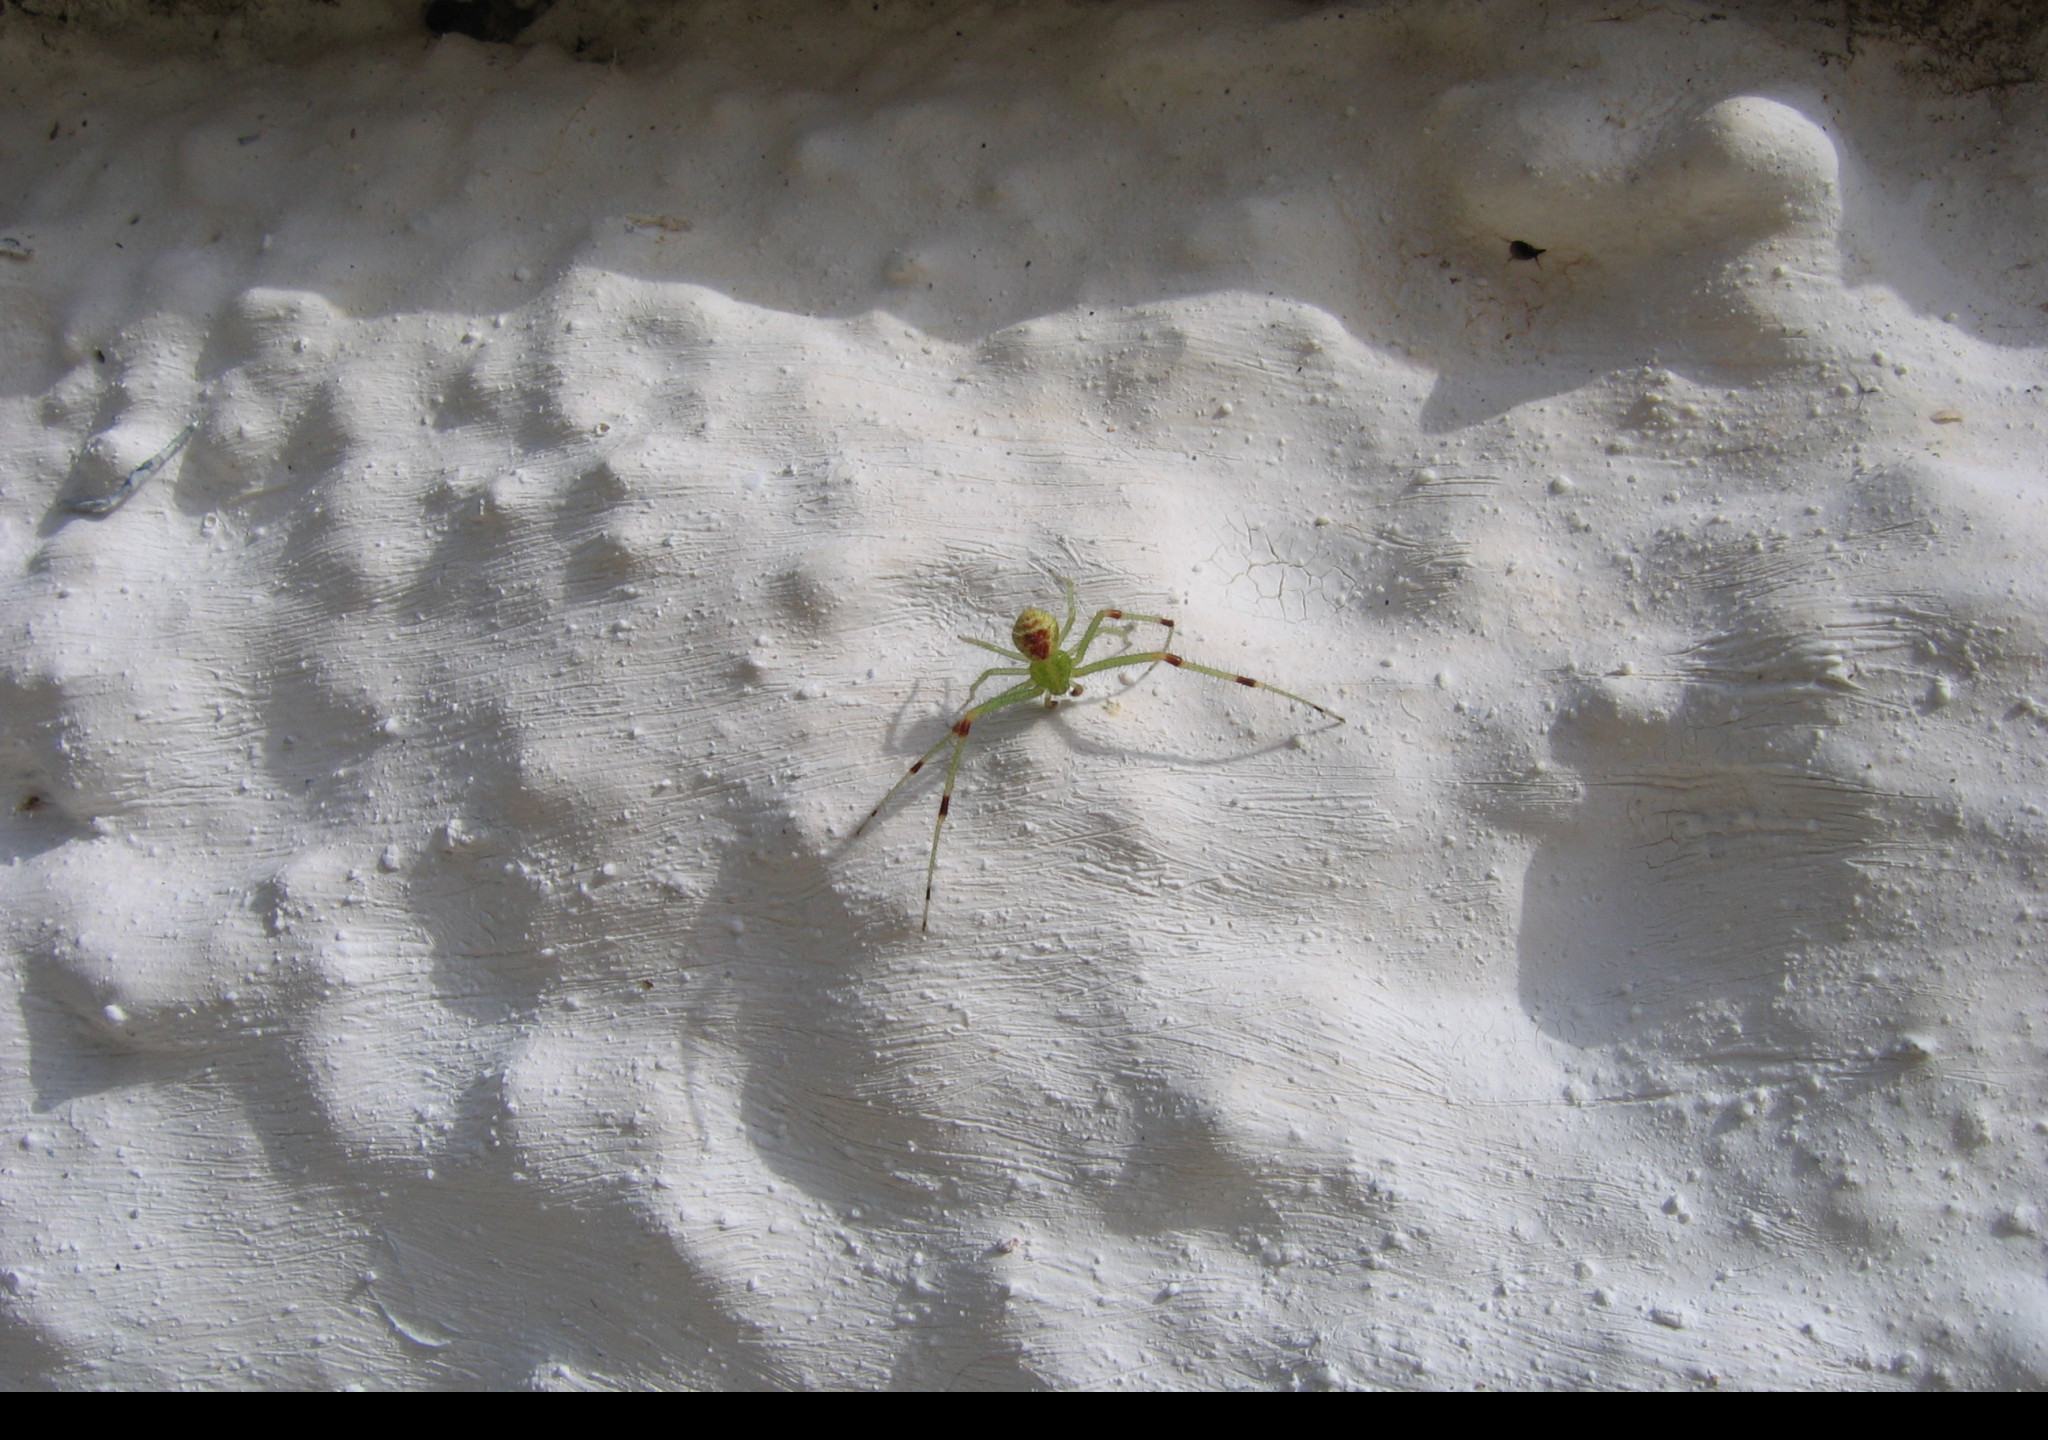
1071,651 -> 1345,721
1069,609 -> 1175,666
960,636 -> 1026,660
962,665 -> 1030,705
852,668 -> 1028,838
852,729 -> 959,838
919,682 -> 1041,932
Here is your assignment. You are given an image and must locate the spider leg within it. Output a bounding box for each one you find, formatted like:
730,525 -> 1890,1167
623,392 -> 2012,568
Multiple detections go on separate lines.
1069,609 -> 1174,665
918,681 -> 1042,932
1058,575 -> 1078,644
961,665 -> 1032,706
1071,650 -> 1345,721
852,728 -> 959,839
852,668 -> 1028,838
961,635 -> 1027,660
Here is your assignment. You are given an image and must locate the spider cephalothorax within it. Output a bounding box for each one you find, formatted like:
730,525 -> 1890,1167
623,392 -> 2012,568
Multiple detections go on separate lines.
854,579 -> 1345,932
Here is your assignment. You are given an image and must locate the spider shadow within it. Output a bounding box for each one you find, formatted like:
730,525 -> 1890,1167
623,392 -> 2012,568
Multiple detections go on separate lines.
844,628 -> 1349,867
850,676 -> 1339,846
1056,653 -> 1345,768
1048,699 -> 1336,771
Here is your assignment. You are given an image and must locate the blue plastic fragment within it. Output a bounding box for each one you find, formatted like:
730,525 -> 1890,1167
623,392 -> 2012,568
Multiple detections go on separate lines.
61,420 -> 198,517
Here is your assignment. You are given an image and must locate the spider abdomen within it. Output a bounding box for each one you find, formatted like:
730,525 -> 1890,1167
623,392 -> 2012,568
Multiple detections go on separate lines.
1012,606 -> 1059,660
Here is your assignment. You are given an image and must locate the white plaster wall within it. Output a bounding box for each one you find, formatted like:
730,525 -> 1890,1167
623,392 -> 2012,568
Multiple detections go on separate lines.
1,0 -> 2046,1389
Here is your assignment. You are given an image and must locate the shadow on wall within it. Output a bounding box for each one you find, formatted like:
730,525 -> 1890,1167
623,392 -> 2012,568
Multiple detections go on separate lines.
656,819 -> 1051,1388
1512,586 -> 1905,1053
1510,472 -> 2019,1064
1514,749 -> 1878,1054
3,1 -> 2040,425
1411,87 -> 1851,429
8,2 -> 2042,476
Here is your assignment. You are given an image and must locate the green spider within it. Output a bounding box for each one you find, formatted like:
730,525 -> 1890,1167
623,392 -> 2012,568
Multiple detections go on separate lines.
854,580 -> 1346,931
